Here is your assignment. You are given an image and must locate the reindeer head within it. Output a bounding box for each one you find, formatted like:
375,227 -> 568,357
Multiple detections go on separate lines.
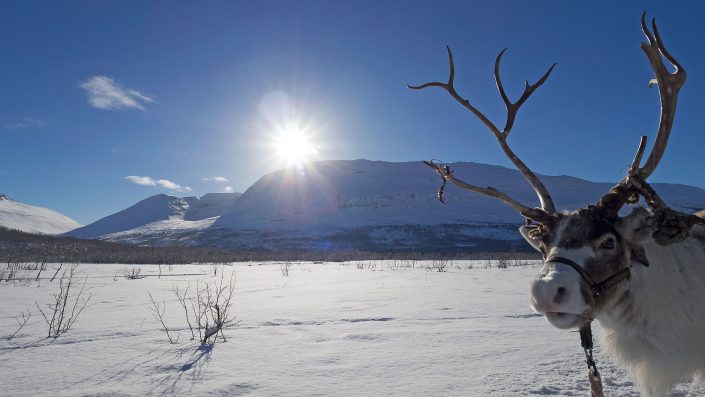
521,206 -> 651,329
411,13 -> 689,330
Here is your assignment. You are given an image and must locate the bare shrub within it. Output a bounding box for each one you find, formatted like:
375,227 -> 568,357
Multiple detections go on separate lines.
122,267 -> 144,280
199,272 -> 237,344
163,272 -> 237,345
355,261 -> 365,270
7,309 -> 31,340
487,254 -> 511,269
35,265 -> 93,338
280,262 -> 291,277
1,262 -> 38,283
495,257 -> 510,269
428,258 -> 448,272
9,262 -> 46,271
148,292 -> 178,344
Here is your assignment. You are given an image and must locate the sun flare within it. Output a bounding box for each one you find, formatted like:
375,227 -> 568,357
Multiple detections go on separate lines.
273,126 -> 318,166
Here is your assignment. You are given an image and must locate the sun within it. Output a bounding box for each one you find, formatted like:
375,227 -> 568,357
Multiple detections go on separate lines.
273,125 -> 318,166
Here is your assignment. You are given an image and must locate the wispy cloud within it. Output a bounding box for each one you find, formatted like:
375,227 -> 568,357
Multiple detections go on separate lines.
125,175 -> 156,186
6,117 -> 44,130
203,176 -> 229,183
125,175 -> 192,193
80,76 -> 154,111
223,186 -> 234,193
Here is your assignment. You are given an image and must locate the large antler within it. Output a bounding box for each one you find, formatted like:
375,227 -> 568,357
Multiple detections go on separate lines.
409,46 -> 557,223
599,13 -> 687,217
636,12 -> 687,179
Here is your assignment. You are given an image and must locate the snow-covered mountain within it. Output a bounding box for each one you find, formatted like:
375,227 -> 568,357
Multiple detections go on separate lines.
0,194 -> 81,234
205,160 -> 705,251
68,160 -> 705,251
66,192 -> 241,240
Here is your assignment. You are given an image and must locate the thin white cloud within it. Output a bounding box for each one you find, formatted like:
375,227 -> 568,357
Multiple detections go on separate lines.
6,117 -> 44,130
223,186 -> 234,193
125,175 -> 191,193
155,179 -> 179,190
125,175 -> 156,186
203,176 -> 229,183
80,76 -> 154,111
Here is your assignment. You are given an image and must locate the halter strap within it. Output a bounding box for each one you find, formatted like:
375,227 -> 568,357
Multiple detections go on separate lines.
546,256 -> 631,298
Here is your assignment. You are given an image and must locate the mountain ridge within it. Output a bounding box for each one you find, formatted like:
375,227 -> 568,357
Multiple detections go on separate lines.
64,160 -> 705,252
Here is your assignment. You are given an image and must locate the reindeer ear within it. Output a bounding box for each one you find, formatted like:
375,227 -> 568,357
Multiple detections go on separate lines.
519,225 -> 542,252
615,207 -> 654,244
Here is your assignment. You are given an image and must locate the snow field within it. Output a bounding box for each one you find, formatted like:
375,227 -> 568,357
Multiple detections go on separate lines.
1,261 -> 696,396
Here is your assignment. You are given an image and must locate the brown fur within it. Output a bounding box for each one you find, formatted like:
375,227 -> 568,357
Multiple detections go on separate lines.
697,209 -> 705,219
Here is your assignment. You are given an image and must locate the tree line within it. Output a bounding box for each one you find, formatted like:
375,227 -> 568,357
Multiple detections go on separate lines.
0,226 -> 539,263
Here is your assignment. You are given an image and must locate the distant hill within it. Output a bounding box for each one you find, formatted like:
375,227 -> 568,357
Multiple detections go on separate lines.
0,194 -> 81,234
66,192 -> 241,239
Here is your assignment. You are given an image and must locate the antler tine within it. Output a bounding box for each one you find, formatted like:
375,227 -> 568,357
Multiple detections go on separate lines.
408,46 -> 502,136
494,49 -> 557,136
640,12 -> 656,47
423,161 -> 553,224
409,46 -> 558,216
629,135 -> 648,176
637,12 -> 687,179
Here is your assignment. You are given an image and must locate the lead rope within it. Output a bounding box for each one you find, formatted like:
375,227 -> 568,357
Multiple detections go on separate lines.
579,321 -> 604,397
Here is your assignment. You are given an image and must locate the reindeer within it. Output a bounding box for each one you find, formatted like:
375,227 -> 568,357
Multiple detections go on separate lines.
410,14 -> 705,396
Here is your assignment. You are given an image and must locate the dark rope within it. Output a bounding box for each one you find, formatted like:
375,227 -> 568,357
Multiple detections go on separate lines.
580,321 -> 604,397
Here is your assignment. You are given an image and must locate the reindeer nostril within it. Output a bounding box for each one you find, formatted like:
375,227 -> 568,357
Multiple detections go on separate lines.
554,287 -> 568,304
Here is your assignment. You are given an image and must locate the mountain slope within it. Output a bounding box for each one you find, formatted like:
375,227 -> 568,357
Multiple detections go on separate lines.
67,192 -> 241,239
0,194 -> 81,234
204,160 -> 705,251
213,160 -> 705,229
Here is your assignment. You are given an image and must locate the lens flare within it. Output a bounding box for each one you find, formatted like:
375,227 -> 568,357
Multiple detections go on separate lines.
273,124 -> 318,166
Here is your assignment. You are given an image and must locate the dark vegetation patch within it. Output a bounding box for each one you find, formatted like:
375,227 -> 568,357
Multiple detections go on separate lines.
0,225 -> 539,264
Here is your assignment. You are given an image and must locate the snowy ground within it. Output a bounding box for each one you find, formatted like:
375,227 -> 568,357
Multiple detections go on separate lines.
0,261 -> 698,396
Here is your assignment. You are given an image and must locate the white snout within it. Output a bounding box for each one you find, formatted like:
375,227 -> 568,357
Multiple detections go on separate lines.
530,262 -> 589,329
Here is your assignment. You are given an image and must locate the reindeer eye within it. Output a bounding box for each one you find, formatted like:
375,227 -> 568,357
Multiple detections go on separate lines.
600,237 -> 615,250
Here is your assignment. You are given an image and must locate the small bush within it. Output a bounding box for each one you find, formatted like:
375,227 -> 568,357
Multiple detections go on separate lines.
280,262 -> 291,277
122,267 -> 144,280
160,272 -> 237,345
35,265 -> 93,338
428,259 -> 448,272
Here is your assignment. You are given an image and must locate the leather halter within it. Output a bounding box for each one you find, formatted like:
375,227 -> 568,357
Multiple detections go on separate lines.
546,256 -> 631,298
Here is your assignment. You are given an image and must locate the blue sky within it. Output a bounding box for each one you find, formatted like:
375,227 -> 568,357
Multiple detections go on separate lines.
1,1 -> 704,224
